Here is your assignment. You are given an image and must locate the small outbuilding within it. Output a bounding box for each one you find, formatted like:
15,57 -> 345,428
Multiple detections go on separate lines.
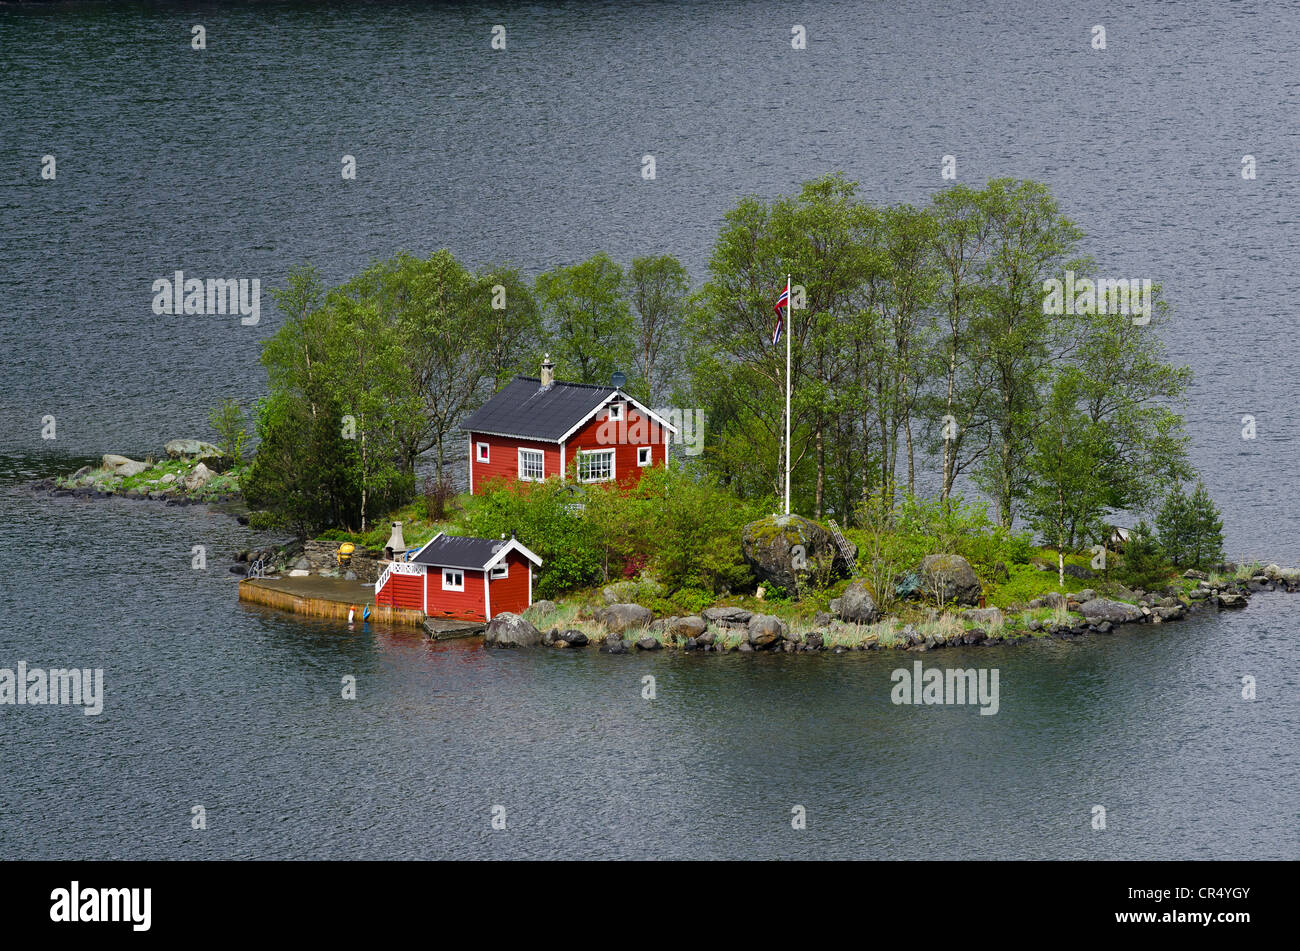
374,533 -> 543,622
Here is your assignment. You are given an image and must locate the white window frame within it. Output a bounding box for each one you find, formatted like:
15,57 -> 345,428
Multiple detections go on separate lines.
518,448 -> 544,482
490,563 -> 508,580
442,569 -> 465,591
607,402 -> 624,422
577,448 -> 615,483
637,446 -> 652,467
476,441 -> 490,463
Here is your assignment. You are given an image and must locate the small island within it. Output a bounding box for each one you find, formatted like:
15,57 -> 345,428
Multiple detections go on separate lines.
37,176 -> 1300,649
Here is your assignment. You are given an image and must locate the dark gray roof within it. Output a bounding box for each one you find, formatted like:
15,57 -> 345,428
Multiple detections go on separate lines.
411,535 -> 509,570
459,376 -> 613,442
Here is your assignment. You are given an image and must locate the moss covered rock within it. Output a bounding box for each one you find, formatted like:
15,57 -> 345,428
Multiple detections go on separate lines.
740,514 -> 853,593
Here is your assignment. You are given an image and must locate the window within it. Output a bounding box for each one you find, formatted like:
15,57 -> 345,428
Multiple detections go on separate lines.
518,448 -> 544,481
607,402 -> 624,422
637,446 -> 652,467
578,449 -> 615,483
476,442 -> 490,463
489,563 -> 508,580
442,569 -> 464,591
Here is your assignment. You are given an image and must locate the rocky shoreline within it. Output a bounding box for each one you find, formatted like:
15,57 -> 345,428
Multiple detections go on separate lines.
485,563 -> 1300,655
33,439 -> 246,511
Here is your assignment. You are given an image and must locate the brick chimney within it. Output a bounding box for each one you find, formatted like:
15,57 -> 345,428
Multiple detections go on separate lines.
540,354 -> 555,389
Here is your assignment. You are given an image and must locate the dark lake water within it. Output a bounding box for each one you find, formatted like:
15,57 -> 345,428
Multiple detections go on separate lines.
2,1 -> 1297,859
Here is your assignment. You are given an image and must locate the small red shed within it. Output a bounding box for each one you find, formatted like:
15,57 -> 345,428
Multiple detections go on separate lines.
374,533 -> 543,622
459,356 -> 678,495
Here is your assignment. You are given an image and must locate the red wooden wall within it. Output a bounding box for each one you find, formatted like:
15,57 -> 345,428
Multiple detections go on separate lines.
565,405 -> 668,488
487,548 -> 533,618
376,572 -> 423,611
468,433 -> 563,495
424,565 -> 488,622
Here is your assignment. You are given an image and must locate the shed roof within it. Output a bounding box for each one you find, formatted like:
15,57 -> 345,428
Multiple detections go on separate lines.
409,533 -> 543,570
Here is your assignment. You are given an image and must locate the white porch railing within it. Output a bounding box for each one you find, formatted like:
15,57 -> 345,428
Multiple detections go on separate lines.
375,559 -> 423,597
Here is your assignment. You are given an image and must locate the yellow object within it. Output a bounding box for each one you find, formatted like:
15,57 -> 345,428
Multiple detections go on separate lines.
337,542 -> 355,566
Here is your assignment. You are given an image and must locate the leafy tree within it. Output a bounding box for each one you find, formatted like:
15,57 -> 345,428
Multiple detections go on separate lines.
535,252 -> 634,385
207,397 -> 249,464
972,179 -> 1086,527
1026,370 -> 1110,585
626,254 -> 689,404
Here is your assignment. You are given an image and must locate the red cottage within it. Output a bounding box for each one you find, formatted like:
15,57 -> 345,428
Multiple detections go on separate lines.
374,533 -> 542,622
459,356 -> 678,495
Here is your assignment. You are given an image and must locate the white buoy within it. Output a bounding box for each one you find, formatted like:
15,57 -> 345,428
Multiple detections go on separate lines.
348,606 -> 355,623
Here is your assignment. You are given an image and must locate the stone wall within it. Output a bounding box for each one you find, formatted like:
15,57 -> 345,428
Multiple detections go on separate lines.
303,539 -> 387,584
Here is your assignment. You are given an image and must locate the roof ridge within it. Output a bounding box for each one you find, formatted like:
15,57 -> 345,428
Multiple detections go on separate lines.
514,375 -> 614,391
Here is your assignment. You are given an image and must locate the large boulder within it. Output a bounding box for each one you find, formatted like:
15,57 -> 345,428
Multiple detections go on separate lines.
741,514 -> 854,593
484,612 -> 542,647
747,614 -> 787,649
164,439 -> 223,460
829,579 -> 880,624
115,460 -> 150,478
913,554 -> 982,606
1079,598 -> 1142,625
183,462 -> 214,492
594,603 -> 653,635
666,615 -> 707,641
101,454 -> 138,472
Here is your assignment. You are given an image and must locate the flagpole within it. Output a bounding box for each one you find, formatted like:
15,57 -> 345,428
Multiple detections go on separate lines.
784,273 -> 791,516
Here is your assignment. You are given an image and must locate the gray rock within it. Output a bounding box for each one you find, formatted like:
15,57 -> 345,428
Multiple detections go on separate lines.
600,637 -> 629,654
1183,569 -> 1209,581
964,607 -> 1003,626
915,554 -> 982,606
666,615 -> 707,640
101,454 -> 136,471
594,603 -> 653,634
115,460 -> 150,477
524,599 -> 558,619
183,462 -> 214,491
702,605 -> 752,628
747,613 -> 787,648
635,637 -> 661,651
1079,598 -> 1142,625
483,612 -> 542,648
832,579 -> 880,624
1217,593 -> 1248,608
1063,563 -> 1093,579
740,514 -> 854,593
164,439 -> 222,460
560,629 -> 588,647
737,642 -> 754,653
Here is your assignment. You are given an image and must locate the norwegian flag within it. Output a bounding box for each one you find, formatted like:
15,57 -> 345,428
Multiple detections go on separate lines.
772,286 -> 790,344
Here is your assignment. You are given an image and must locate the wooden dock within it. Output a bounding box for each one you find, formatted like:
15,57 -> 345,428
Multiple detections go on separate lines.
238,576 -> 427,627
